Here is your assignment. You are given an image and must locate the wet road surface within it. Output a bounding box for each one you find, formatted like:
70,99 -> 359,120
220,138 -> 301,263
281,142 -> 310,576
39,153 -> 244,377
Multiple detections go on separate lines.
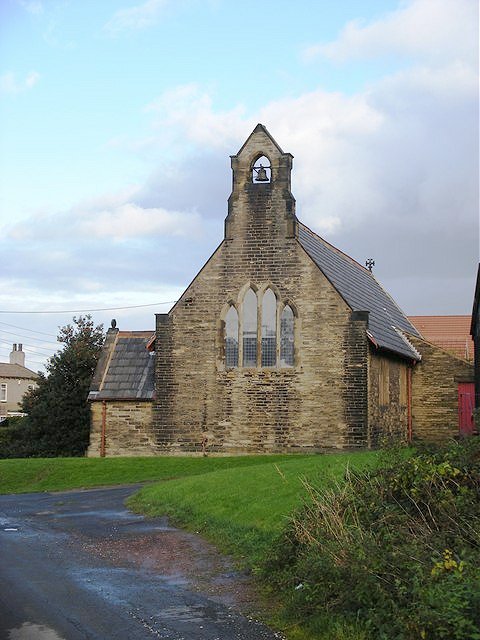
0,486 -> 282,640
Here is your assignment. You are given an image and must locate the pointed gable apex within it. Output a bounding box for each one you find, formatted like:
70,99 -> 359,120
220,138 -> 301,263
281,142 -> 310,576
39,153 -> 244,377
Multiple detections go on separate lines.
234,123 -> 287,158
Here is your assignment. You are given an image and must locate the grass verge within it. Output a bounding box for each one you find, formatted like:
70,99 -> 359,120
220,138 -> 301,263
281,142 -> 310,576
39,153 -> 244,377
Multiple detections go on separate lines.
128,452 -> 378,576
128,452 -> 378,639
0,454 -> 304,494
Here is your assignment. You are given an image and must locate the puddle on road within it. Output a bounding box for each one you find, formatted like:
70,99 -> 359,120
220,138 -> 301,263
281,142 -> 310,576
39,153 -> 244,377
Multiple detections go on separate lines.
7,622 -> 66,640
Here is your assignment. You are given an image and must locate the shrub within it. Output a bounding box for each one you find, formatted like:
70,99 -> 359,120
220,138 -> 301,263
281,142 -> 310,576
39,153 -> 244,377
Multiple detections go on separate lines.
266,439 -> 480,639
0,316 -> 104,459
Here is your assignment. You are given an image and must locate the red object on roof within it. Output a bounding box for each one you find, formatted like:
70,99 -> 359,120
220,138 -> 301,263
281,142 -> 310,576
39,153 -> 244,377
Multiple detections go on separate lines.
408,316 -> 474,362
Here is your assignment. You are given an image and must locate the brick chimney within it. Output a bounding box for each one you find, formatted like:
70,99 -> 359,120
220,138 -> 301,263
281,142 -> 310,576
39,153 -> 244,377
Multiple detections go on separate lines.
9,343 -> 25,367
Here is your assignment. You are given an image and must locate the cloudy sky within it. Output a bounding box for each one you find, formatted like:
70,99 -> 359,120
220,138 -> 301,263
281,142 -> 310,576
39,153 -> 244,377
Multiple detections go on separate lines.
0,0 -> 478,371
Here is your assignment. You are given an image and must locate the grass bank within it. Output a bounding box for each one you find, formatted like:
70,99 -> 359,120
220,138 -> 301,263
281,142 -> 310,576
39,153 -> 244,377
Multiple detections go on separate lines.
128,452 -> 378,639
0,454 -> 303,494
128,452 -> 378,570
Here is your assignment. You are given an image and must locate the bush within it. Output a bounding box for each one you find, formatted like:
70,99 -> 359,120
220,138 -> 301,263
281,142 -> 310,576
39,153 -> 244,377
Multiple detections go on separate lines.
266,439 -> 480,639
0,417 -> 34,458
0,316 -> 104,459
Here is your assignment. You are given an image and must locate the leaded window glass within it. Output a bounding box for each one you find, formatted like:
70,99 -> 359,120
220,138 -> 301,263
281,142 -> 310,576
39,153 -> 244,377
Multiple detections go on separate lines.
261,288 -> 277,367
242,288 -> 258,367
280,305 -> 294,367
225,306 -> 239,368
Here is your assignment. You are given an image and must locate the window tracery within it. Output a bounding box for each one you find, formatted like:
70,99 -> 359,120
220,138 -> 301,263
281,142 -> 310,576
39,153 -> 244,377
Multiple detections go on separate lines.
223,287 -> 296,369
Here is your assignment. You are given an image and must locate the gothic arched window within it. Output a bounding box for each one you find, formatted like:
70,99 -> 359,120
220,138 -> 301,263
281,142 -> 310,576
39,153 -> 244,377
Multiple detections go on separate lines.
242,289 -> 258,367
280,305 -> 294,367
225,306 -> 239,368
261,288 -> 277,367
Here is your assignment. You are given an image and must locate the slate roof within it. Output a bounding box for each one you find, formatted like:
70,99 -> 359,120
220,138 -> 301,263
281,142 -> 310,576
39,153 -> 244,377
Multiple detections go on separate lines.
298,223 -> 421,360
408,316 -> 473,361
0,363 -> 38,379
88,330 -> 155,401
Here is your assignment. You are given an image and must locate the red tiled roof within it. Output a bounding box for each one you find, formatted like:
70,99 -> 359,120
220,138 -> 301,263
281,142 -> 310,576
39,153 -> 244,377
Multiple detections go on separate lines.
408,316 -> 473,361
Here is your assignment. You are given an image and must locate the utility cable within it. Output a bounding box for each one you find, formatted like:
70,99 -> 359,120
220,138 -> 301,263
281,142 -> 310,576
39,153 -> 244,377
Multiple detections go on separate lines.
0,300 -> 177,314
0,321 -> 57,338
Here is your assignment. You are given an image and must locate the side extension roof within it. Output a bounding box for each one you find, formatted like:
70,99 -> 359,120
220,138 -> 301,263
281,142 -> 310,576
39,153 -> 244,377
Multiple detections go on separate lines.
88,330 -> 155,401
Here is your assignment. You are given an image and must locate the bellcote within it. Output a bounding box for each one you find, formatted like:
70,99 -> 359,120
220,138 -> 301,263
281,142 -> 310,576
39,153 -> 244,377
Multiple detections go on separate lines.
225,124 -> 296,239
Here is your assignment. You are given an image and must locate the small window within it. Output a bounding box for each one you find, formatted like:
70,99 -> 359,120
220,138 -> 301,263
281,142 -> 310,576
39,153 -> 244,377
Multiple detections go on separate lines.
243,288 -> 258,367
280,305 -> 294,367
0,383 -> 6,402
261,289 -> 277,367
225,306 -> 239,368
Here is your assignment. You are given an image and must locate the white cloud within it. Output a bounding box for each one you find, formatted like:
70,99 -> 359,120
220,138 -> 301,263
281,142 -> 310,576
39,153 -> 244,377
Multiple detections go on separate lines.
78,203 -> 203,241
0,71 -> 40,95
2,0 -> 477,316
145,84 -> 247,152
304,0 -> 477,67
104,0 -> 169,34
5,198 -> 203,243
129,9 -> 477,312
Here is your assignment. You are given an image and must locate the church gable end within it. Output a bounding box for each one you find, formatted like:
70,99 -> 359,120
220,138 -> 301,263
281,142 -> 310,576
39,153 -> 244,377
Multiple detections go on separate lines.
90,124 -> 469,457
153,125 -> 360,454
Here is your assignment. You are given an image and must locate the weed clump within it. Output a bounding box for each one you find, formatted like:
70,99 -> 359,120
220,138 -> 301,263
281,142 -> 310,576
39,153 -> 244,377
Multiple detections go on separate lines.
266,439 -> 480,640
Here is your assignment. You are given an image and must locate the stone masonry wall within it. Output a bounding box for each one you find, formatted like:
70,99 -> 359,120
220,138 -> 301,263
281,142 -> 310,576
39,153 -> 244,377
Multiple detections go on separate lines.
153,242 -> 356,453
88,400 -> 156,456
408,335 -> 474,442
343,311 -> 369,448
153,128 -> 365,454
368,351 -> 409,446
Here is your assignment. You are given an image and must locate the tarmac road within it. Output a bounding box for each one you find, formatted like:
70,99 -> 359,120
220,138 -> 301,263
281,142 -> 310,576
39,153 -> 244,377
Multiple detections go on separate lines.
0,486 -> 282,640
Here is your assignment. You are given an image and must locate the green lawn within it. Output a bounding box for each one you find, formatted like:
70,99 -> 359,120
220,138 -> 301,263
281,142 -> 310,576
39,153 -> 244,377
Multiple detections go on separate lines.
127,452 -> 378,567
0,454 -> 305,494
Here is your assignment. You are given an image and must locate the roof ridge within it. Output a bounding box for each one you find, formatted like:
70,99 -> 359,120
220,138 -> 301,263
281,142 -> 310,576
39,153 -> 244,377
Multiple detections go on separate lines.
0,362 -> 39,377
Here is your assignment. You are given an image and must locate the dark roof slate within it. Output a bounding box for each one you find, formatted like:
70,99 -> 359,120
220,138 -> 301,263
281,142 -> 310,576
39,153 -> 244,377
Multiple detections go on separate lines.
298,223 -> 421,360
88,331 -> 154,401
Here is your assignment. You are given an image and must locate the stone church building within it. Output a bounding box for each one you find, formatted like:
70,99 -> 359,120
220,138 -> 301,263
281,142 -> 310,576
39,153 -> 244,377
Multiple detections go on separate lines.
88,125 -> 473,456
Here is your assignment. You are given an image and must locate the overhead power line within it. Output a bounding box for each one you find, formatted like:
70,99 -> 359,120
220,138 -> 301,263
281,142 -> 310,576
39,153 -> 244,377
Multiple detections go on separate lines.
0,343 -> 54,357
0,301 -> 177,315
0,328 -> 58,346
0,321 -> 57,338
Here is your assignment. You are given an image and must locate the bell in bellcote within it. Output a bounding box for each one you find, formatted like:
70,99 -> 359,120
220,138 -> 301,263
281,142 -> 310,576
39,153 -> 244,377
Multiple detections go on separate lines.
254,164 -> 269,182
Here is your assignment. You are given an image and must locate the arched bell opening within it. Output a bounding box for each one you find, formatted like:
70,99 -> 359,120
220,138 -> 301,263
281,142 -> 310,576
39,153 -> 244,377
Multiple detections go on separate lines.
251,155 -> 271,183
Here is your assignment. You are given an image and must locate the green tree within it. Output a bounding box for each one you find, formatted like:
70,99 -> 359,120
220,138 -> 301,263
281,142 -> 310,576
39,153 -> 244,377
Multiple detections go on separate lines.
1,316 -> 104,458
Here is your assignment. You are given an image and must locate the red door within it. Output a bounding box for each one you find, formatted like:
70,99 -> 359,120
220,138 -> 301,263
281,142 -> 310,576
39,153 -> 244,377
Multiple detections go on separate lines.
458,383 -> 475,436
